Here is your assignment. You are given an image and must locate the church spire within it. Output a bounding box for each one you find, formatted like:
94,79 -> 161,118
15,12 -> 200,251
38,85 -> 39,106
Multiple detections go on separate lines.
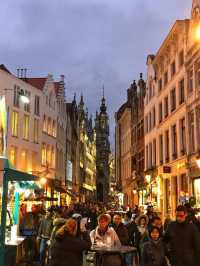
100,85 -> 107,114
192,0 -> 200,19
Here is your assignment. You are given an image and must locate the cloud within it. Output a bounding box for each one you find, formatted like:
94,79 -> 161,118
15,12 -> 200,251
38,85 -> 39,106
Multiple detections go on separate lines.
0,0 -> 192,145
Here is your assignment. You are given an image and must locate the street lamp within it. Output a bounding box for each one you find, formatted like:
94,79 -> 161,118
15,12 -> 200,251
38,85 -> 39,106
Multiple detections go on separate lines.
195,24 -> 200,41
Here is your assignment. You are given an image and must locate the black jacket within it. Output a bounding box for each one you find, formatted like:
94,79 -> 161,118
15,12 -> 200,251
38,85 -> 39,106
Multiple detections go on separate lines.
113,223 -> 129,245
51,231 -> 91,266
125,221 -> 138,246
141,239 -> 167,266
164,221 -> 200,266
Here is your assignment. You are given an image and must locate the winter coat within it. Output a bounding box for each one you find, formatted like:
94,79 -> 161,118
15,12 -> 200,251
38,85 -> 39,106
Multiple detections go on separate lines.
125,220 -> 139,246
50,218 -> 66,246
113,223 -> 129,245
141,239 -> 167,266
164,221 -> 200,266
90,227 -> 122,266
38,217 -> 53,239
51,231 -> 91,266
90,226 -> 121,247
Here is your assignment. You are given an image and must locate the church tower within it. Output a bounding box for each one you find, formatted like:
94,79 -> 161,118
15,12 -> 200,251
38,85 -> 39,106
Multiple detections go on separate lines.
95,88 -> 110,202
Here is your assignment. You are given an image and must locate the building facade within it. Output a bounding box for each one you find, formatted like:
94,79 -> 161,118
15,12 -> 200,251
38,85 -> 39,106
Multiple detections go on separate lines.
95,95 -> 110,203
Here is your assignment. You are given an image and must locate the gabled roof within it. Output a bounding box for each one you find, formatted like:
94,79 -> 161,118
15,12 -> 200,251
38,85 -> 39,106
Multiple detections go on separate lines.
24,78 -> 47,90
0,64 -> 12,74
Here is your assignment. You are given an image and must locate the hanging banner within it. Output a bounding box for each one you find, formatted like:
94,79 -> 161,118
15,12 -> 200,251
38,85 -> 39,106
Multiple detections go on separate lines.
0,96 -> 7,156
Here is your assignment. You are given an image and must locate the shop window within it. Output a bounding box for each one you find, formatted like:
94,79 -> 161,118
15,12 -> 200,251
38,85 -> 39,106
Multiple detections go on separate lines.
23,115 -> 29,140
12,111 -> 19,137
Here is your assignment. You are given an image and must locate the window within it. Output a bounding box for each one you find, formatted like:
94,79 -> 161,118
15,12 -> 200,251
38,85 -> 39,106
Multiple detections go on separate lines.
188,111 -> 195,153
196,62 -> 200,88
179,79 -> 185,105
23,115 -> 29,140
34,119 -> 39,143
10,146 -> 17,167
145,116 -> 148,133
159,134 -> 163,165
21,150 -> 28,171
179,50 -> 184,67
159,102 -> 163,123
171,124 -> 177,160
153,139 -> 156,166
171,61 -> 176,77
165,130 -> 170,163
152,107 -> 156,128
188,69 -> 193,93
13,85 -> 20,107
149,113 -> 152,131
47,118 -> 52,135
146,145 -> 149,169
34,95 -> 40,116
42,143 -> 47,166
171,88 -> 176,112
12,111 -> 19,137
47,145 -> 51,165
51,147 -> 55,168
24,91 -> 31,112
43,115 -> 47,132
158,79 -> 162,92
52,120 -> 56,137
180,118 -> 186,155
164,71 -> 168,86
180,174 -> 188,193
149,143 -> 152,168
164,96 -> 169,118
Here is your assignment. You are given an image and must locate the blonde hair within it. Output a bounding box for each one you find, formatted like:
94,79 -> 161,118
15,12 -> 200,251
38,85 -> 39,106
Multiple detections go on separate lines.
57,218 -> 77,236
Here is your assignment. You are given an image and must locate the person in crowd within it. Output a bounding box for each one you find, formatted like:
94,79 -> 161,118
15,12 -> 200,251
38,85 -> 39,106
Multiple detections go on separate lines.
88,207 -> 98,230
135,214 -> 149,261
90,214 -> 121,266
141,226 -> 167,266
149,216 -> 163,236
50,209 -> 66,247
37,209 -> 53,266
163,213 -> 172,232
112,213 -> 129,245
146,206 -> 156,226
184,203 -> 200,232
124,211 -> 138,245
164,205 -> 200,266
51,218 -> 91,266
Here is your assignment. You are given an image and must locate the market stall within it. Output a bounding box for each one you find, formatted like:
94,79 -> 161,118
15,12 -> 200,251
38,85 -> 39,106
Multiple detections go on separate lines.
0,157 -> 38,266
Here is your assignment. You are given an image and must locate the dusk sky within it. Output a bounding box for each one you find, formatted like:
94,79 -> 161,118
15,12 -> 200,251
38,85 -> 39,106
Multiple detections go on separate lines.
0,0 -> 192,143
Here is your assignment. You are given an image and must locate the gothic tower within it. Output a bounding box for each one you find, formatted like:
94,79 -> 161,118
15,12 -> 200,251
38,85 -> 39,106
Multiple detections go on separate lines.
95,89 -> 110,202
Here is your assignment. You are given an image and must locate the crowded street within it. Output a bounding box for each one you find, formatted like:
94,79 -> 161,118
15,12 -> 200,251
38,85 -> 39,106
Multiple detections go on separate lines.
1,0 -> 200,266
16,202 -> 200,266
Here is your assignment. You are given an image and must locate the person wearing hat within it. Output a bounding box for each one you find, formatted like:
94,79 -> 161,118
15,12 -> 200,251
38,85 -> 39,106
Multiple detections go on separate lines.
141,226 -> 167,266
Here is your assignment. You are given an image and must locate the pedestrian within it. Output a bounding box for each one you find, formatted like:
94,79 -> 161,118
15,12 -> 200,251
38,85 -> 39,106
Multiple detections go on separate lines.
50,209 -> 66,246
149,216 -> 163,236
112,213 -> 129,245
141,226 -> 167,266
90,214 -> 122,266
135,214 -> 149,262
164,205 -> 200,266
37,209 -> 53,266
51,218 -> 91,266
